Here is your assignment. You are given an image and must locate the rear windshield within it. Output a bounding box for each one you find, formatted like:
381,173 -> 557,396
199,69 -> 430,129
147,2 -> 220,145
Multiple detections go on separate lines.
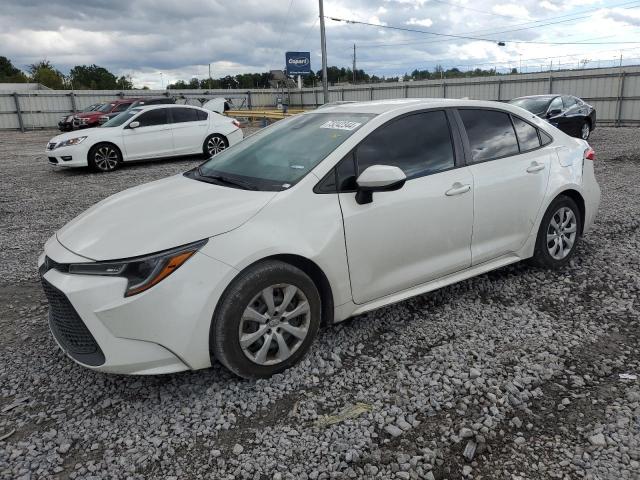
193,112 -> 374,191
509,97 -> 552,115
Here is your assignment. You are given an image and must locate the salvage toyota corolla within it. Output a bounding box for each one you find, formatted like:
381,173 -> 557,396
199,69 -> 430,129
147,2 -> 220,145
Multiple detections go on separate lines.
39,99 -> 601,378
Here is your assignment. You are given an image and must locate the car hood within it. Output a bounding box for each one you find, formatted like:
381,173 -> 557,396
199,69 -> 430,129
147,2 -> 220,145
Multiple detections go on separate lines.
75,111 -> 104,119
56,174 -> 277,261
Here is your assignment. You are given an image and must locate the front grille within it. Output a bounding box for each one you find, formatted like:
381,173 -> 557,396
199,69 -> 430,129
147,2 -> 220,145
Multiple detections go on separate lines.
40,277 -> 105,366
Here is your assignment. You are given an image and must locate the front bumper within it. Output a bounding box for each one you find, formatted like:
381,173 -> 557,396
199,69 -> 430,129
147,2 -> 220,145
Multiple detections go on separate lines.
39,237 -> 237,374
45,144 -> 90,168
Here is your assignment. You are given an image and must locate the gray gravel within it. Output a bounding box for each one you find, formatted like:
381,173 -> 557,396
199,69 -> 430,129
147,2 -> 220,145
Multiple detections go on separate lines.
1,126 -> 639,479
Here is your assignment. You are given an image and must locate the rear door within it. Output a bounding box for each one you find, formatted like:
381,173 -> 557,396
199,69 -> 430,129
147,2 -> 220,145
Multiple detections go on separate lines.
456,108 -> 552,264
169,107 -> 209,155
122,108 -> 174,160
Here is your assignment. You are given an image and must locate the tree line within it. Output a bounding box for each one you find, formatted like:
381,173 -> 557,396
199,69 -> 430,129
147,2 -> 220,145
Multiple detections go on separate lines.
1,55 -> 517,91
0,56 -> 134,89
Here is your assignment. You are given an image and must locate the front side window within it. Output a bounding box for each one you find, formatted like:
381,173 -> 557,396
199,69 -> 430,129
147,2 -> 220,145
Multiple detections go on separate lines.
562,96 -> 577,108
195,112 -> 374,190
97,103 -> 115,113
171,107 -> 199,123
136,109 -> 168,127
101,108 -> 142,128
511,116 -> 541,152
356,110 -> 455,179
459,109 -> 519,163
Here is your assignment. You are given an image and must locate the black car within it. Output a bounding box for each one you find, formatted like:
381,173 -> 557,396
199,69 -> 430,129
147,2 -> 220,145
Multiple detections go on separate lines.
508,95 -> 596,140
98,97 -> 176,124
57,103 -> 103,132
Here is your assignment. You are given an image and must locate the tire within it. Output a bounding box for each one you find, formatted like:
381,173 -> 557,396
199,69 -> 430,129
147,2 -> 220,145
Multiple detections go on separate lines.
529,195 -> 582,269
203,134 -> 228,157
211,260 -> 321,379
88,143 -> 121,172
579,121 -> 591,140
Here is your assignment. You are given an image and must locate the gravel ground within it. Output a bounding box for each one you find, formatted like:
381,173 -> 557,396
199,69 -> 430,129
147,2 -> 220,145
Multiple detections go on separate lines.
0,126 -> 639,480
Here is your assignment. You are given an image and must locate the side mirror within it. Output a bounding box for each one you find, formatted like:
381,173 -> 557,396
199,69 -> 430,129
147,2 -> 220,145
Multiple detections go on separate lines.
547,108 -> 562,117
355,165 -> 406,205
128,121 -> 140,129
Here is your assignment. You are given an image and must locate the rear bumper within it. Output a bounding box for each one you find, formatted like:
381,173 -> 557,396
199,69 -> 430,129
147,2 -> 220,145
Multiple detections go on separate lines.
582,161 -> 601,234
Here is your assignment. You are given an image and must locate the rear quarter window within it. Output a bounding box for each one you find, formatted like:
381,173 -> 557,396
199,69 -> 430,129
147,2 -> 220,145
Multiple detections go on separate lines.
459,109 -> 519,163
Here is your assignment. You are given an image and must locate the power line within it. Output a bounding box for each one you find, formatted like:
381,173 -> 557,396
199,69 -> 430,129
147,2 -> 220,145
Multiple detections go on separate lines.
326,16 -> 640,46
356,0 -> 640,48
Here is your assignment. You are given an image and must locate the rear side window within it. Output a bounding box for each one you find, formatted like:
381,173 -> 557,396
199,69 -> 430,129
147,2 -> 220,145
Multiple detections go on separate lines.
136,108 -> 167,127
356,110 -> 455,180
196,109 -> 208,121
172,107 -> 200,123
511,116 -> 540,152
459,109 -> 519,163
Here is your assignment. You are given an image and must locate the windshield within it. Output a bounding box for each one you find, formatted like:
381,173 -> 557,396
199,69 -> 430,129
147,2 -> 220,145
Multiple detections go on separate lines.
510,97 -> 552,114
97,103 -> 115,113
193,112 -> 374,190
101,108 -> 142,127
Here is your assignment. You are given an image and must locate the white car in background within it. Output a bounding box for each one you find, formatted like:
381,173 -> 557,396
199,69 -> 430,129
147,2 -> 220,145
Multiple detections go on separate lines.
45,104 -> 243,172
39,99 -> 600,378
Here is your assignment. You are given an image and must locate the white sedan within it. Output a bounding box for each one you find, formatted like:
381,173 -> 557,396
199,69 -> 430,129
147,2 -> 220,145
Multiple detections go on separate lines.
39,99 -> 600,378
44,104 -> 243,172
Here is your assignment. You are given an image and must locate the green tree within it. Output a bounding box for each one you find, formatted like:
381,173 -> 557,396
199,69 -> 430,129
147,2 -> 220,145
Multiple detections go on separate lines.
0,56 -> 28,82
28,60 -> 65,89
69,64 -> 119,89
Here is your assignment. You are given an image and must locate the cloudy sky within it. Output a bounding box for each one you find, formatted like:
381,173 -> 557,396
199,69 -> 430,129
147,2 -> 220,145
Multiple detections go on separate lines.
1,0 -> 640,88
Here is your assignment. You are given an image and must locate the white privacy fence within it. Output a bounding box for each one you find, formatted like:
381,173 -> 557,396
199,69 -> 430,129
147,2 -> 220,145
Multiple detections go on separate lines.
2,65 -> 640,130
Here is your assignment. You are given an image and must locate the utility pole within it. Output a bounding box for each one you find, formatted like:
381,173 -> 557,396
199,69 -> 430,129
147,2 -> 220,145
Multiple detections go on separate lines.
353,43 -> 356,84
319,0 -> 329,103
620,52 -> 623,67
208,63 -> 212,88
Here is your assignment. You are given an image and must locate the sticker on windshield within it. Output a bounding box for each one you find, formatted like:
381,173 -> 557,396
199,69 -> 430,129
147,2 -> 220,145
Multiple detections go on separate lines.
320,120 -> 362,131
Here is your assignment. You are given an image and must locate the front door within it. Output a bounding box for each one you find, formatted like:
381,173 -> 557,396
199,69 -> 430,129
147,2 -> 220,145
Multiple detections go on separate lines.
457,109 -> 551,264
122,108 -> 174,160
339,110 -> 474,304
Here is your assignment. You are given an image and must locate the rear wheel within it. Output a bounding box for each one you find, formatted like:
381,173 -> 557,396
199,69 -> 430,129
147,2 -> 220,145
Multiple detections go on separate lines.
211,260 -> 321,379
529,195 -> 582,269
203,134 -> 228,157
88,143 -> 121,172
580,121 -> 591,140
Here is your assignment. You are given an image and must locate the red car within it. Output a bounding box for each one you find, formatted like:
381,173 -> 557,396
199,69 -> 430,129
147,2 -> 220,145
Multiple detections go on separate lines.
73,98 -> 141,129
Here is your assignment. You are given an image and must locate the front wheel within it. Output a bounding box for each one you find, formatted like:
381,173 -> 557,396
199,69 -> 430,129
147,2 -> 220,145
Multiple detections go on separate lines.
203,134 -> 228,157
529,195 -> 582,269
88,143 -> 121,172
210,260 -> 321,379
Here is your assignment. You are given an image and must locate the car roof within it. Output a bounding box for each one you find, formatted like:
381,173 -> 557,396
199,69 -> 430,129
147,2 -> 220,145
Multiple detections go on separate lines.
132,104 -> 205,111
312,98 -> 537,115
511,95 -> 559,100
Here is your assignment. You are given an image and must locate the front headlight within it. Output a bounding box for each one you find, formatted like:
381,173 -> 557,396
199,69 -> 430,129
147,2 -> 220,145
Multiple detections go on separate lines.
57,136 -> 87,148
67,239 -> 208,297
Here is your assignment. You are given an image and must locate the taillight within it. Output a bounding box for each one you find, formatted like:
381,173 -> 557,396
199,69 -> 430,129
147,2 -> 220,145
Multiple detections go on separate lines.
584,147 -> 595,161
231,119 -> 240,128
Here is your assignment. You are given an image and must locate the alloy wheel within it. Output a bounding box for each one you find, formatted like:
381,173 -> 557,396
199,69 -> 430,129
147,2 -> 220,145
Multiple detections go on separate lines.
94,146 -> 119,171
581,123 -> 590,140
546,206 -> 578,260
207,136 -> 226,156
238,284 -> 311,366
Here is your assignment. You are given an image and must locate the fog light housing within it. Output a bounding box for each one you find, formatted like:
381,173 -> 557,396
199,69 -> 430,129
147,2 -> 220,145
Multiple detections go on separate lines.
61,156 -> 72,161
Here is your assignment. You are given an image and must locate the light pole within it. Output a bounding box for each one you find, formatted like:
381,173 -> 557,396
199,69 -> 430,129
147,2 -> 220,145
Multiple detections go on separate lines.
319,0 -> 329,103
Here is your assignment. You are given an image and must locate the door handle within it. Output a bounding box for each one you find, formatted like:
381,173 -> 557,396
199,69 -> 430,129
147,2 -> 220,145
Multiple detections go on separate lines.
445,183 -> 471,196
526,162 -> 545,173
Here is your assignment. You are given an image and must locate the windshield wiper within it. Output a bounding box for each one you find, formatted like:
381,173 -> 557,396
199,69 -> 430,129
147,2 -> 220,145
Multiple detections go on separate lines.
196,167 -> 258,190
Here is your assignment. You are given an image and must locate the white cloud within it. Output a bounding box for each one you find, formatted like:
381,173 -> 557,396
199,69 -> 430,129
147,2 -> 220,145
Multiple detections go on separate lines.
406,17 -> 433,27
